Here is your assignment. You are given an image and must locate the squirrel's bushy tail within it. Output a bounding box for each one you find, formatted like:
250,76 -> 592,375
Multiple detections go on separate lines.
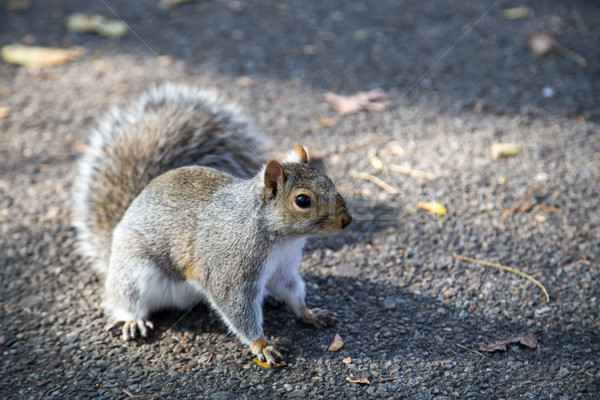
72,83 -> 267,273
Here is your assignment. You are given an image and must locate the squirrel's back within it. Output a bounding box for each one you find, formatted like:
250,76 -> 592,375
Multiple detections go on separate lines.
72,84 -> 267,273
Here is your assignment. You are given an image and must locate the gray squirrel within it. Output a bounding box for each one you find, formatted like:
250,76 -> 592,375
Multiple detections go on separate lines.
72,84 -> 353,366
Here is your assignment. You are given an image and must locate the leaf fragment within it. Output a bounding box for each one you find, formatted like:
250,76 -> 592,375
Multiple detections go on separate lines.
346,376 -> 371,385
502,7 -> 532,20
1,44 -> 83,67
490,142 -> 522,160
235,75 -> 254,87
67,13 -> 128,38
479,332 -> 538,352
417,201 -> 447,215
328,333 -> 344,352
378,144 -> 405,156
7,0 -> 31,10
252,357 -> 283,368
529,32 -> 587,68
369,155 -> 386,173
324,89 -> 391,115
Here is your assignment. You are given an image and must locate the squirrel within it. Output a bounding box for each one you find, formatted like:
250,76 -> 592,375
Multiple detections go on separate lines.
72,83 -> 353,366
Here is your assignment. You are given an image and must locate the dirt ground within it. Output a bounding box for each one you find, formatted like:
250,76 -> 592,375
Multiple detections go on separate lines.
1,0 -> 599,399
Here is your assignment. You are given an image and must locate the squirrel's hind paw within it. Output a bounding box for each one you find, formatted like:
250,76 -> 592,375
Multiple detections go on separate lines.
297,308 -> 340,329
107,320 -> 154,341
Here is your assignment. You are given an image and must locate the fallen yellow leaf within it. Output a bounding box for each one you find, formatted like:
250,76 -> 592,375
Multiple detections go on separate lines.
252,357 -> 283,368
369,155 -> 386,172
328,333 -> 344,352
502,7 -> 532,20
66,13 -> 128,38
417,201 -> 447,215
1,44 -> 83,67
490,142 -> 522,160
346,376 -> 371,385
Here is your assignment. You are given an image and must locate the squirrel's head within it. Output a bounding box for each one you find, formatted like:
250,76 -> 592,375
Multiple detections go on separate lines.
261,145 -> 353,236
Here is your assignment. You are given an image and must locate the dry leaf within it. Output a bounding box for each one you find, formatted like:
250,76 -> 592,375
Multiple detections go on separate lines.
318,117 -> 337,127
1,44 -> 83,67
417,201 -> 447,215
479,332 -> 538,352
346,376 -> 371,385
529,33 -> 557,57
7,0 -> 31,10
369,155 -> 386,172
502,7 -> 532,20
342,357 -> 352,364
378,144 -> 405,156
324,89 -> 391,115
0,106 -> 10,119
235,75 -> 253,87
252,357 -> 283,368
67,13 -> 128,38
328,333 -> 344,352
490,142 -> 522,160
156,55 -> 173,66
529,32 -> 587,68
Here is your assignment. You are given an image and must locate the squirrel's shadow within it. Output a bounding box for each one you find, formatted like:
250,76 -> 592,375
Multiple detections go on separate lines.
141,273 -> 546,367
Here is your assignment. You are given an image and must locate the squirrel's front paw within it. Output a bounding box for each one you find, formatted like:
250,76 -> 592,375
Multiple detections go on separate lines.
107,320 -> 154,341
297,307 -> 340,329
251,335 -> 283,367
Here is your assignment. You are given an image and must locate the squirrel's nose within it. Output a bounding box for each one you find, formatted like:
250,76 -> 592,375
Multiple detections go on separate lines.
340,212 -> 353,230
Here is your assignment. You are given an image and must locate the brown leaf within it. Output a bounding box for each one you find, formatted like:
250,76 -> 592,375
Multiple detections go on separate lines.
479,332 -> 538,352
324,89 -> 391,115
528,32 -> 587,68
378,144 -> 405,156
328,333 -> 344,352
346,376 -> 370,385
235,75 -> 254,87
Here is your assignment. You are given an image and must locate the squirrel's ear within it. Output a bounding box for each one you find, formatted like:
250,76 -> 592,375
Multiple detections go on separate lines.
264,160 -> 285,201
294,144 -> 310,164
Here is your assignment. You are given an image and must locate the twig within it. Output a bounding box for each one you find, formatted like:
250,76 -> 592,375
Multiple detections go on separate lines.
454,342 -> 483,356
452,253 -> 549,302
501,180 -> 547,214
349,170 -> 399,195
389,164 -> 437,180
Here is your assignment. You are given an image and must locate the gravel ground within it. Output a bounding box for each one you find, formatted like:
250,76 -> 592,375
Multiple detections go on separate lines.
1,0 -> 599,399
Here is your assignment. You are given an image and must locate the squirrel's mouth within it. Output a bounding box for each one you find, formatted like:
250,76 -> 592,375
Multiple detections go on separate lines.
318,211 -> 353,234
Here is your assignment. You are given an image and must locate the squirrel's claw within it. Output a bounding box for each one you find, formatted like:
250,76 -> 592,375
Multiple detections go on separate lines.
251,335 -> 284,367
253,345 -> 283,367
297,307 -> 340,329
107,320 -> 154,341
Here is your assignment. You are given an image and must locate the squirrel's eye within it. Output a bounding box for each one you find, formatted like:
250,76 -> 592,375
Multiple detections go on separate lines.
294,194 -> 311,209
